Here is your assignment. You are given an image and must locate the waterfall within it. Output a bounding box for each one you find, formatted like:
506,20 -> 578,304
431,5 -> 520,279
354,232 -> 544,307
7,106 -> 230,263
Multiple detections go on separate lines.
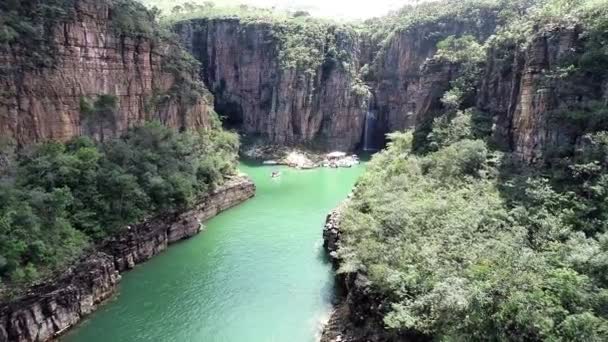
363,110 -> 377,151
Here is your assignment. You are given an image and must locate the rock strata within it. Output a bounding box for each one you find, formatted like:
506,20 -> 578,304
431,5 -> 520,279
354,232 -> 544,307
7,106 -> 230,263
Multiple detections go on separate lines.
175,19 -> 369,151
0,176 -> 255,342
0,0 -> 214,145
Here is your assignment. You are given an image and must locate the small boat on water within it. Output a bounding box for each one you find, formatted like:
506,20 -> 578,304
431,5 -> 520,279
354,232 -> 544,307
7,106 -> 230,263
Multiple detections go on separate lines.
271,171 -> 281,178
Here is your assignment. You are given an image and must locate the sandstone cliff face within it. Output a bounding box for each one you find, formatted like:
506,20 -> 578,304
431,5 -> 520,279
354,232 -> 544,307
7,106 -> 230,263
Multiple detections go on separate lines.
173,17 -> 503,152
478,25 -> 606,163
371,22 -> 606,163
0,177 -> 255,342
172,16 -> 604,162
370,26 -> 459,133
175,19 -> 369,151
0,254 -> 118,342
0,0 -> 213,145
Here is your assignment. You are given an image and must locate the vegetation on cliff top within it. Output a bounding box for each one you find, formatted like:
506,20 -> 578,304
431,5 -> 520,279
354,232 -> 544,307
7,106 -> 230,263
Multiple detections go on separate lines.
337,0 -> 608,340
165,2 -> 359,75
0,0 -> 192,74
0,123 -> 238,291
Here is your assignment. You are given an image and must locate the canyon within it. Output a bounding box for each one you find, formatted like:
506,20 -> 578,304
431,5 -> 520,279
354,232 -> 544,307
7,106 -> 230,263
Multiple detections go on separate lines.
0,176 -> 255,342
1,0 -> 608,341
1,1 -> 605,163
174,16 -> 607,162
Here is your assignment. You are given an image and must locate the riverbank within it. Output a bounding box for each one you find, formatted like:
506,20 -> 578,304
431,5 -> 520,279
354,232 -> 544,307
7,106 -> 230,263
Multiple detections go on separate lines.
0,176 -> 255,342
321,206 -> 414,342
62,161 -> 366,342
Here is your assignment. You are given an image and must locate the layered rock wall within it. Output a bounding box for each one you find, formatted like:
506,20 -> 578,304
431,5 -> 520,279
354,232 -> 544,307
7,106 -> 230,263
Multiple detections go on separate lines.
175,19 -> 369,151
174,17 -> 606,162
0,0 -> 213,145
477,25 -> 606,162
0,177 -> 255,342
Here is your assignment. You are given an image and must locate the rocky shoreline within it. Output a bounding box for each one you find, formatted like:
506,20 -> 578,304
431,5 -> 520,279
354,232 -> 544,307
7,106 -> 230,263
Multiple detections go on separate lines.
321,206 -> 426,342
243,144 -> 361,170
0,176 -> 255,342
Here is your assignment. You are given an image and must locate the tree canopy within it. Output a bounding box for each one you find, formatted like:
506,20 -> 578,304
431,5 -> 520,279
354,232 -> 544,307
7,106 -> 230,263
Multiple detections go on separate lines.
0,123 -> 238,290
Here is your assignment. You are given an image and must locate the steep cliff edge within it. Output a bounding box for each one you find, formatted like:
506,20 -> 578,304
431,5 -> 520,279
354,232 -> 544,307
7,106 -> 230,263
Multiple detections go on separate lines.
479,25 -> 607,163
0,176 -> 255,342
170,2 -> 606,163
174,18 -> 370,151
368,15 -> 497,135
0,0 -> 214,145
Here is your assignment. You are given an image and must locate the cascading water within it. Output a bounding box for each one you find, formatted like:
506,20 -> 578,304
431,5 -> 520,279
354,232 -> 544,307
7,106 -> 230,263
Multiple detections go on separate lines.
363,110 -> 377,151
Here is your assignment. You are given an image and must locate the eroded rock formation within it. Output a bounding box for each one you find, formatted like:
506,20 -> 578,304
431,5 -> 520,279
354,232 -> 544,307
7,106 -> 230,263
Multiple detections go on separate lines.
479,25 -> 607,163
0,0 -> 214,145
175,19 -> 370,151
173,16 -> 606,163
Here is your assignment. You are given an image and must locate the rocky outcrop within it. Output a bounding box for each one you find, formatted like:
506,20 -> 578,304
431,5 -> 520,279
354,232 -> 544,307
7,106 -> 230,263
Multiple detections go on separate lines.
0,254 -> 118,342
0,0 -> 214,145
322,206 -> 345,266
172,17 -> 498,152
172,15 -> 605,163
175,19 -> 369,151
2,2 -> 601,162
479,25 -> 607,163
370,22 -> 607,164
370,26 -> 459,133
0,176 -> 255,342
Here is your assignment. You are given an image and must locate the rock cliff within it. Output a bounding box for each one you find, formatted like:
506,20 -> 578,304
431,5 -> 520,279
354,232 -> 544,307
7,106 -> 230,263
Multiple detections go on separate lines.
479,25 -> 607,163
172,14 -> 605,162
0,0 -> 214,145
3,2 -> 603,160
0,177 -> 255,342
175,19 -> 370,151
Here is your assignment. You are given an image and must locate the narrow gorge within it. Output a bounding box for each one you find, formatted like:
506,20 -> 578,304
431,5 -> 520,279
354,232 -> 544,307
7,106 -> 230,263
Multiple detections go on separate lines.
172,6 -> 607,163
1,0 -> 608,341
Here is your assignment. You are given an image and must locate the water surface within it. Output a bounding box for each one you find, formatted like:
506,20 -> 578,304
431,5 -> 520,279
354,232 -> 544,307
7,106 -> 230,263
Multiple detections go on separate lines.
64,160 -> 365,342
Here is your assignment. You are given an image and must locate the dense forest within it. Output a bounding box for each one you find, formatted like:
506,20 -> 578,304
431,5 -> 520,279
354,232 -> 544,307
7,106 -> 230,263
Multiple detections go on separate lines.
335,0 -> 608,340
0,121 -> 238,290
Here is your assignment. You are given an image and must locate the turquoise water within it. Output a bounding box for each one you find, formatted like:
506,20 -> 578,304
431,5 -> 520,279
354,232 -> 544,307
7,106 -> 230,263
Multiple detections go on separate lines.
63,160 -> 365,342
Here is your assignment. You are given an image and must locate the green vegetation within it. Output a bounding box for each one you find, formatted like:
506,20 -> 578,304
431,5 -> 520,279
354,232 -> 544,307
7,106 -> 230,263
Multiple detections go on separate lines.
0,0 -> 76,70
161,47 -> 212,108
80,95 -> 119,142
339,128 -> 608,340
0,123 -> 238,289
0,0 -> 165,43
334,0 -> 608,340
0,0 -> 174,72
